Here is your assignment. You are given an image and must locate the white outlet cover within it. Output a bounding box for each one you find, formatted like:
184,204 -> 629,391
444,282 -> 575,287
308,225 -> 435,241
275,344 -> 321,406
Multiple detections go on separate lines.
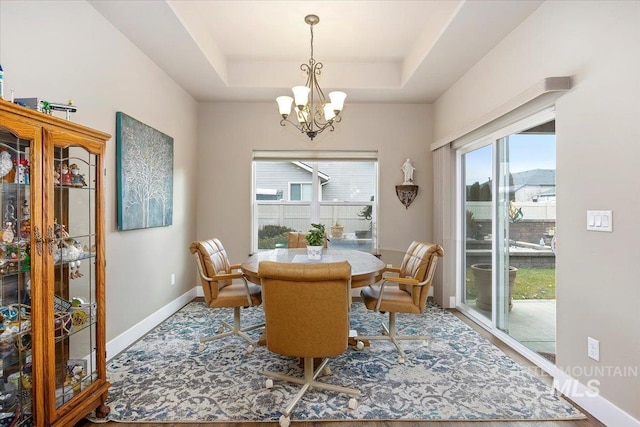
587,337 -> 600,361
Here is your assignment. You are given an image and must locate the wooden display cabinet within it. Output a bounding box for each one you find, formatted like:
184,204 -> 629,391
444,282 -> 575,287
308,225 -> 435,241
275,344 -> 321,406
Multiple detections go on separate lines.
0,100 -> 110,426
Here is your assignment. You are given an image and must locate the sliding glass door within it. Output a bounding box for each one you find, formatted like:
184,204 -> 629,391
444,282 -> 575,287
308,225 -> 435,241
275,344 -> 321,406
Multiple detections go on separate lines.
459,111 -> 557,362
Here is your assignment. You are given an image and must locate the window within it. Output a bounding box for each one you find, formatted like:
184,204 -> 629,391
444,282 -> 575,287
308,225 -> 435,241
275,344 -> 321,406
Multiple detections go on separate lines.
289,182 -> 312,201
252,151 -> 378,253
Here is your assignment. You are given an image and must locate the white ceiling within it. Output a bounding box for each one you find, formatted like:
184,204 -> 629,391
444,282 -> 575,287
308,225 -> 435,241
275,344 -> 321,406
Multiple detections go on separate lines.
88,0 -> 543,103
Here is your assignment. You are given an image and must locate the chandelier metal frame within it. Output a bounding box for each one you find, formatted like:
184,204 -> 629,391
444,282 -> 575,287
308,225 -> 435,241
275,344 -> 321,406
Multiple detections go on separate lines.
276,15 -> 346,141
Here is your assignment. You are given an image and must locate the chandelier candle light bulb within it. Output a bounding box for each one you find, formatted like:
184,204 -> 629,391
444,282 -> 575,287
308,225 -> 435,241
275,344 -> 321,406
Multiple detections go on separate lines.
276,15 -> 347,141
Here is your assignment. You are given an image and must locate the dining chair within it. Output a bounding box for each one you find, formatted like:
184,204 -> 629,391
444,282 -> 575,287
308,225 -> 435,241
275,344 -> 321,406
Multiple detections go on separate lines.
287,231 -> 327,248
355,241 -> 444,363
259,260 -> 359,427
189,238 -> 264,353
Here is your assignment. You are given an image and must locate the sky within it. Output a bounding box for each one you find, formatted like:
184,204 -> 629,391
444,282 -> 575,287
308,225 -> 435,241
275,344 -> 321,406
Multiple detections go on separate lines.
465,134 -> 556,185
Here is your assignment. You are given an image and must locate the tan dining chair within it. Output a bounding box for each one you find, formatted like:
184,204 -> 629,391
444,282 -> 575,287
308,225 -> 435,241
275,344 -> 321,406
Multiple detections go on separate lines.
259,260 -> 359,427
189,238 -> 264,353
356,241 -> 444,363
287,231 -> 328,248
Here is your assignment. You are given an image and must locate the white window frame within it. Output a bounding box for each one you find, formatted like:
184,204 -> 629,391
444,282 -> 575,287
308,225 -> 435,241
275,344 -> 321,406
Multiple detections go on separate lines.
252,150 -> 378,253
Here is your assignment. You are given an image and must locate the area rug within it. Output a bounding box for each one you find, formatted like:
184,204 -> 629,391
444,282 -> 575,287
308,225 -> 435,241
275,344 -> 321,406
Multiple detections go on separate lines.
99,301 -> 584,423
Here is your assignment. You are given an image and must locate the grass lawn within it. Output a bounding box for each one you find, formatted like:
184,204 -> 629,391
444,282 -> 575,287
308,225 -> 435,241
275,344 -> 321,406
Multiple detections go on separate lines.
466,267 -> 556,300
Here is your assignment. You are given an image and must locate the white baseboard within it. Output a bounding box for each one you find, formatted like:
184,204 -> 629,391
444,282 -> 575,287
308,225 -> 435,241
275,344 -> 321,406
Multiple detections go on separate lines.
552,370 -> 640,427
106,287 -> 198,360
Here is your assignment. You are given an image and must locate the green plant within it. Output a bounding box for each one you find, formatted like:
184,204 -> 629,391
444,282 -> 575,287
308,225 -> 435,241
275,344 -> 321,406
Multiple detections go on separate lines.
357,195 -> 374,233
305,223 -> 326,246
357,196 -> 374,221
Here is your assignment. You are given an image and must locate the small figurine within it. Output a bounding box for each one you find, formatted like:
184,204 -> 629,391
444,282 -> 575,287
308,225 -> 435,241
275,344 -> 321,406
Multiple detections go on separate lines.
60,162 -> 72,185
58,224 -> 70,240
0,222 -> 14,243
20,218 -> 31,239
401,158 -> 415,184
15,158 -> 29,184
22,199 -> 29,219
70,163 -> 86,187
54,164 -> 61,184
40,100 -> 52,115
65,364 -> 85,394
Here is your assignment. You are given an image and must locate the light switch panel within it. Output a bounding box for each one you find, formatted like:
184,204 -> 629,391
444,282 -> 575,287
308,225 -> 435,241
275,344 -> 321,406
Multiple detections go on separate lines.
587,210 -> 613,232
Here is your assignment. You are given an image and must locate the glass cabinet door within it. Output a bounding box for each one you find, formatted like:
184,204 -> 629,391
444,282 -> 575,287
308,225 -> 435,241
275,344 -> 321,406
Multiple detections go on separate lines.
0,128 -> 34,425
50,143 -> 99,410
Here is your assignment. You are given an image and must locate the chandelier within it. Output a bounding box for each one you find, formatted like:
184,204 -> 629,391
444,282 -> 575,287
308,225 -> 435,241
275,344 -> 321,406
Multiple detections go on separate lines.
276,14 -> 347,141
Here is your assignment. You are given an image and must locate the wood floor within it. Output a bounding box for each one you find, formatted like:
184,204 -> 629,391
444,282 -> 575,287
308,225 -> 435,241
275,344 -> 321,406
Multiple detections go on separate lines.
75,309 -> 607,427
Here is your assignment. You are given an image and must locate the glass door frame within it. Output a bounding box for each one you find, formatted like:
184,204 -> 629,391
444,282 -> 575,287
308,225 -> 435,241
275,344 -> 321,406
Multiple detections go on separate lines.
455,108 -> 557,355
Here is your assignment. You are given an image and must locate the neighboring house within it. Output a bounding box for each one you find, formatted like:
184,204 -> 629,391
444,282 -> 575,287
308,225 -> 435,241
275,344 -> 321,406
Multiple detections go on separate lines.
511,169 -> 556,202
468,169 -> 556,203
255,161 -> 375,202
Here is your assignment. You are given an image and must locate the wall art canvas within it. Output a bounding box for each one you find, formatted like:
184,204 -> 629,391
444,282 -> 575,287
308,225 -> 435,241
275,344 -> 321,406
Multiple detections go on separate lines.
116,112 -> 173,230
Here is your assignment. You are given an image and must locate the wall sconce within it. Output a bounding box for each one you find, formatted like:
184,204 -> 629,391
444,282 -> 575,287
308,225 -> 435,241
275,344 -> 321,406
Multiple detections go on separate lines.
396,184 -> 418,209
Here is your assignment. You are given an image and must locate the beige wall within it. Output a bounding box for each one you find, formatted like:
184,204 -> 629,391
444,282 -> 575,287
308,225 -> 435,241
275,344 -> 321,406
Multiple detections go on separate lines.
5,0 -> 637,422
434,0 -> 640,419
196,102 -> 433,263
0,1 -> 199,339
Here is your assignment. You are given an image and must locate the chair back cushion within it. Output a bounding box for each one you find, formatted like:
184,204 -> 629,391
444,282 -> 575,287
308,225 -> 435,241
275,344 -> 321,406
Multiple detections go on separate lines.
189,238 -> 232,301
259,261 -> 351,358
287,231 -> 328,248
398,241 -> 445,311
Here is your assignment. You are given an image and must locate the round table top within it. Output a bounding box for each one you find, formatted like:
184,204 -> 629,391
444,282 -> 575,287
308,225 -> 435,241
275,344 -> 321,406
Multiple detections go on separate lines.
241,248 -> 385,288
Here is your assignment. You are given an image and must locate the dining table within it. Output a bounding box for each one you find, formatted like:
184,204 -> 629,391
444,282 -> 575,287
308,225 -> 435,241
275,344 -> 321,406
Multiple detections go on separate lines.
241,248 -> 386,288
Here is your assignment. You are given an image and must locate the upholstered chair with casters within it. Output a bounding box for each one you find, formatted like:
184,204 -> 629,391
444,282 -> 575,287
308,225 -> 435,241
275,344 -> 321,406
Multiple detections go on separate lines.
189,238 -> 264,353
259,261 -> 359,427
287,231 -> 328,248
355,241 -> 444,363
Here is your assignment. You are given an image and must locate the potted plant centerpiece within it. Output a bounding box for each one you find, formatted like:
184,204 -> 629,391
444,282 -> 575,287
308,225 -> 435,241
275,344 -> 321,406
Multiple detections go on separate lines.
305,223 -> 326,260
330,221 -> 344,238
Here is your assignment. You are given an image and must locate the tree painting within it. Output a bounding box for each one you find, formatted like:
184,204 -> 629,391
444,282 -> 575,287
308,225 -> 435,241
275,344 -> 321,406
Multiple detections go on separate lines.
116,112 -> 173,230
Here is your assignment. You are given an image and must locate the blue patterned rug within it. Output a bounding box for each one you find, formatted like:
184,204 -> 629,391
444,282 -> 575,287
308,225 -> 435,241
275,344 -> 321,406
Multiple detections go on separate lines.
100,301 -> 584,422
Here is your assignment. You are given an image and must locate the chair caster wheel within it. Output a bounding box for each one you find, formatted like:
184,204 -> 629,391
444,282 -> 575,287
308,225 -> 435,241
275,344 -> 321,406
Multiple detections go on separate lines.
398,356 -> 406,364
265,379 -> 273,389
356,340 -> 365,350
247,345 -> 255,354
216,326 -> 225,334
198,343 -> 205,352
279,414 -> 290,427
422,339 -> 429,347
348,397 -> 358,410
322,366 -> 332,376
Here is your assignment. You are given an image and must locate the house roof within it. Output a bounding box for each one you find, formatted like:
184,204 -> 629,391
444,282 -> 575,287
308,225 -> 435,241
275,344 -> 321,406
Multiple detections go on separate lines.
512,169 -> 556,187
292,161 -> 330,183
